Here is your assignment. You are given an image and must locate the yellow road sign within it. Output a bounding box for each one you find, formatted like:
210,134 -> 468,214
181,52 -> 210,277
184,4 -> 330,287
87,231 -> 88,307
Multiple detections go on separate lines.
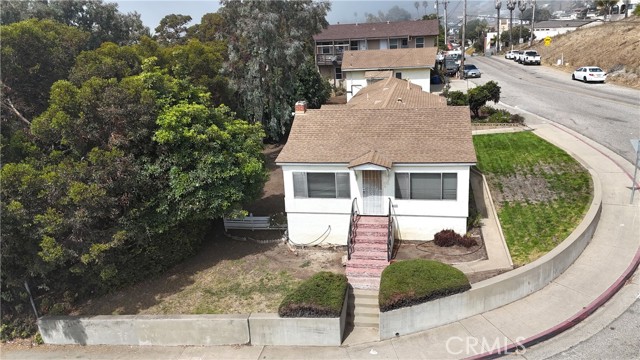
544,36 -> 552,46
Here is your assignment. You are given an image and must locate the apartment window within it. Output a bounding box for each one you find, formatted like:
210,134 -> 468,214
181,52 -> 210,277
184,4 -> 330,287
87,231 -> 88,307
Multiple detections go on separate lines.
293,172 -> 350,199
395,173 -> 457,200
415,37 -> 425,48
350,40 -> 359,50
390,38 -> 408,49
317,41 -> 332,54
395,72 -> 402,79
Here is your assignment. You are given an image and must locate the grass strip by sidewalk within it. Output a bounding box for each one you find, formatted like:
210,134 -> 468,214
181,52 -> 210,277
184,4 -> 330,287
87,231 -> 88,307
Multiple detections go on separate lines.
473,131 -> 592,266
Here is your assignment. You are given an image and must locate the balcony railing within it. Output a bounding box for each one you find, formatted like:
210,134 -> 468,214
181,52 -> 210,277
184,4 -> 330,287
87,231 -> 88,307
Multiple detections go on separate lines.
316,53 -> 343,66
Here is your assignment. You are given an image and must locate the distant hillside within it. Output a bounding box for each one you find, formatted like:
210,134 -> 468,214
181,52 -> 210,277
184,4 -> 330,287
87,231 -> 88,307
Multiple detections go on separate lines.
531,17 -> 640,89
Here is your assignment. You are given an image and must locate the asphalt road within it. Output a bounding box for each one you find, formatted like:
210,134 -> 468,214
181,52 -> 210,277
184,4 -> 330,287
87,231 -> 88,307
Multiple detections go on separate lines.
544,299 -> 640,360
466,55 -> 640,164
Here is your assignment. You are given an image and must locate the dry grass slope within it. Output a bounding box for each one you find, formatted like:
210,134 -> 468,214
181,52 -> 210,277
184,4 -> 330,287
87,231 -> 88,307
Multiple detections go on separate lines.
531,17 -> 640,89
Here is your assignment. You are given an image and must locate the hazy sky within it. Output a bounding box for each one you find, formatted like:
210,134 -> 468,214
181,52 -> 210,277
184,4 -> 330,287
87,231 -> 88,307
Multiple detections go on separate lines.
114,0 -> 442,31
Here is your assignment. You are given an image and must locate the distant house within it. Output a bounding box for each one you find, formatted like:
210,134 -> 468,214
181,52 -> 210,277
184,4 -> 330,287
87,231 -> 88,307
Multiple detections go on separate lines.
533,19 -> 603,39
341,47 -> 438,101
313,19 -> 440,87
275,101 -> 476,245
328,76 -> 447,110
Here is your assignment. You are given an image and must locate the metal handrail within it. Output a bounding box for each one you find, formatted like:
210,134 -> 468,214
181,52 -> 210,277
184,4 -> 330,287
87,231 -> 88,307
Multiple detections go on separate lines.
347,198 -> 359,260
387,198 -> 396,262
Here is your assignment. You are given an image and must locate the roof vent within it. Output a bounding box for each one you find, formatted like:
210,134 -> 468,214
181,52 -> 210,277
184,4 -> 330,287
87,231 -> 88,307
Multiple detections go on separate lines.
397,98 -> 403,103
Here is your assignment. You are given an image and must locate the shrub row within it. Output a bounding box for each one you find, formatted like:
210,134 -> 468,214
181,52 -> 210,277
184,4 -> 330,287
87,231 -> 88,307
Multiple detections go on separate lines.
379,259 -> 471,312
278,271 -> 347,318
434,229 -> 478,248
478,106 -> 525,123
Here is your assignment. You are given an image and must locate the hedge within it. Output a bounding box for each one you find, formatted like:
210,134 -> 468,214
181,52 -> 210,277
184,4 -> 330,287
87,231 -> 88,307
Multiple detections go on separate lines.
278,272 -> 348,318
379,259 -> 471,312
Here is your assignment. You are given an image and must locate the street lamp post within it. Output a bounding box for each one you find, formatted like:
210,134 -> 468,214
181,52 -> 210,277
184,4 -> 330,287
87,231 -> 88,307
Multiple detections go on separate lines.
495,0 -> 502,53
518,0 -> 527,44
507,0 -> 516,50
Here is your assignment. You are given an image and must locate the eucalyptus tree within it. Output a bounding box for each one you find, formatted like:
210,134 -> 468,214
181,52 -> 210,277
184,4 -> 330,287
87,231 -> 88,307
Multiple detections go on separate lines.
155,14 -> 192,45
218,0 -> 330,140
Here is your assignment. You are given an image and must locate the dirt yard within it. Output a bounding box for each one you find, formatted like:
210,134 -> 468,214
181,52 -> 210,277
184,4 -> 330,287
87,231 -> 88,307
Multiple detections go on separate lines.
73,144 -> 494,316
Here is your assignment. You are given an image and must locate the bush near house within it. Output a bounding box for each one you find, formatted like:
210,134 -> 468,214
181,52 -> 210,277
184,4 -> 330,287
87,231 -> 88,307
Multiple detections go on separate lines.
278,271 -> 348,318
379,259 -> 471,312
433,229 -> 478,248
478,106 -> 525,124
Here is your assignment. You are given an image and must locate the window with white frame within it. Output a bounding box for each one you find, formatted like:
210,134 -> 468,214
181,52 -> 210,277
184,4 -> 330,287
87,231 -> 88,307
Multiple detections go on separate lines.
394,173 -> 457,200
415,37 -> 425,48
401,38 -> 408,48
389,38 -> 398,49
293,172 -> 350,199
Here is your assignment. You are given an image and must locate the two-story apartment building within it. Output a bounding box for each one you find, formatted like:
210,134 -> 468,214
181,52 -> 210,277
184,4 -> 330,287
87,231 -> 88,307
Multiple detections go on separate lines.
313,19 -> 440,86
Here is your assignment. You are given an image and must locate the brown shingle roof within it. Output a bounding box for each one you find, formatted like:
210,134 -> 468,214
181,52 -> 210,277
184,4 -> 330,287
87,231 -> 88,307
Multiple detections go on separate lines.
314,20 -> 439,41
341,77 -> 447,109
348,150 -> 392,169
276,108 -> 476,165
341,47 -> 437,70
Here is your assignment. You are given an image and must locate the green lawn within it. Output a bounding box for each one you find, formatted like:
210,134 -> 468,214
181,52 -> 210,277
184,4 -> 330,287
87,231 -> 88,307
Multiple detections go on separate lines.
473,131 -> 592,265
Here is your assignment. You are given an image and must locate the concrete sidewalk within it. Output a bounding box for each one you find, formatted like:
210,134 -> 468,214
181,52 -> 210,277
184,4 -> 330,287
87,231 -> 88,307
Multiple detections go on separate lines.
4,113 -> 639,360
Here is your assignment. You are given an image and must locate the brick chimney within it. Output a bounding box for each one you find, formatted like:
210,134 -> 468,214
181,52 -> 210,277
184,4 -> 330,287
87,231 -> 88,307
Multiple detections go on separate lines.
294,100 -> 307,115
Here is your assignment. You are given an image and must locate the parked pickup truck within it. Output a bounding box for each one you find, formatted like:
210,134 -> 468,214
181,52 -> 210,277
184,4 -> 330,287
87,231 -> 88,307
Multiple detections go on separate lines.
521,50 -> 541,65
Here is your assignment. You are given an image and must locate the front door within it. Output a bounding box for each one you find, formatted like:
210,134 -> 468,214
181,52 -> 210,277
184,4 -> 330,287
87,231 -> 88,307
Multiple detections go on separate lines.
362,170 -> 383,215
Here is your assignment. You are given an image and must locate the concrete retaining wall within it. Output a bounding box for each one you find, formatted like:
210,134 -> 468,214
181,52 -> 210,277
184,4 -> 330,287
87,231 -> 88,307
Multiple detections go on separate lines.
38,290 -> 349,346
249,290 -> 348,346
380,169 -> 602,340
38,314 -> 250,346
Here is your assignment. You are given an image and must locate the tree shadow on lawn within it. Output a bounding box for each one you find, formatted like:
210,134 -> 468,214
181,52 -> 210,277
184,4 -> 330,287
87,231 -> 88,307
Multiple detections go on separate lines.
72,220 -> 281,316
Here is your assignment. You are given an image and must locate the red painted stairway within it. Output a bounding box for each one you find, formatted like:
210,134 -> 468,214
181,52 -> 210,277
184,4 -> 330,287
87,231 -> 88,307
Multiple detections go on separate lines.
346,215 -> 390,291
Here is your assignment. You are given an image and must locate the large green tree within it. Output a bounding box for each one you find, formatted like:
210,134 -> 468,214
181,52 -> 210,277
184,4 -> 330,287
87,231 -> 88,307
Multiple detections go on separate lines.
0,0 -> 149,48
154,14 -> 193,45
1,19 -> 89,127
1,55 -> 267,340
294,59 -> 331,109
218,0 -> 330,140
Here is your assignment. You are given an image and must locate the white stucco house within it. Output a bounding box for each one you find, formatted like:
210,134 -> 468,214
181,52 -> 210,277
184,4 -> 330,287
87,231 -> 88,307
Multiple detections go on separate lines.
532,19 -> 603,39
275,99 -> 476,246
341,47 -> 438,101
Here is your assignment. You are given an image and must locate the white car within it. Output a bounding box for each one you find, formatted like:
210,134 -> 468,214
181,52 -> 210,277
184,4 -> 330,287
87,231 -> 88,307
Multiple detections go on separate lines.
572,66 -> 607,83
505,50 -> 518,60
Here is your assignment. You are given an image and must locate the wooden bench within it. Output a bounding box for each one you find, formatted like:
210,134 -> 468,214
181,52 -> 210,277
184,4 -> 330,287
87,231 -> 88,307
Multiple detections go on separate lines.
223,214 -> 286,231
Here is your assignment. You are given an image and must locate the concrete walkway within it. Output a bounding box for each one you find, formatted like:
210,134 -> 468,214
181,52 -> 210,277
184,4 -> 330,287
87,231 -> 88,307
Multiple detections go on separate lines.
4,102 -> 639,360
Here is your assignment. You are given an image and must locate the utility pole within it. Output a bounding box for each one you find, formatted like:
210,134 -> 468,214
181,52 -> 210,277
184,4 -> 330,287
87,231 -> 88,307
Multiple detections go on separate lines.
507,0 -> 516,51
518,0 -> 527,45
443,0 -> 449,49
460,0 -> 466,78
495,1 -> 502,53
529,0 -> 536,46
435,0 -> 440,48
